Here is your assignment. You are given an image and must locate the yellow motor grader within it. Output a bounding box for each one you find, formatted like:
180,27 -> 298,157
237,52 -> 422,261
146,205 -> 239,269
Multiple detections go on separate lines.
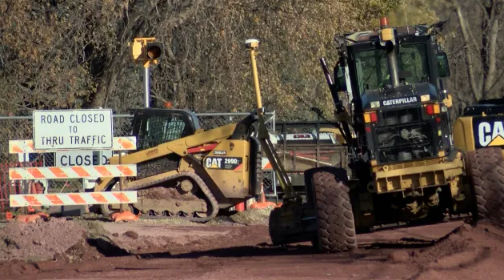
265,17 -> 504,252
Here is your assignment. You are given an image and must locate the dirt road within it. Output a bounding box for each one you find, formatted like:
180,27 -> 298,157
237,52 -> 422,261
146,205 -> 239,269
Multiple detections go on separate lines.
1,215 -> 504,280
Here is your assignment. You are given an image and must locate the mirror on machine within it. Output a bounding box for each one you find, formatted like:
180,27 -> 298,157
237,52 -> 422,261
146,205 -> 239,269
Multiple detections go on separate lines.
437,52 -> 450,78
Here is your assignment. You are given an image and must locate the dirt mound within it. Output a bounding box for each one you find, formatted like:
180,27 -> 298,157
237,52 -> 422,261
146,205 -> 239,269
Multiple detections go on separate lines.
102,223 -> 270,255
123,230 -> 139,240
139,186 -> 203,202
0,218 -> 87,261
74,219 -> 108,238
222,207 -> 274,225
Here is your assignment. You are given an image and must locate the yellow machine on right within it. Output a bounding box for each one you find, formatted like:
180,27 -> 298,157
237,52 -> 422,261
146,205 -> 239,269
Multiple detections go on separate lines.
266,17 -> 504,253
452,96 -> 504,223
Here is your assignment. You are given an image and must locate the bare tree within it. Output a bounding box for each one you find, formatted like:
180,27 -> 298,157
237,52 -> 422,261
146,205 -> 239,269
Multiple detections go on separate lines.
451,0 -> 504,103
0,0 -> 402,120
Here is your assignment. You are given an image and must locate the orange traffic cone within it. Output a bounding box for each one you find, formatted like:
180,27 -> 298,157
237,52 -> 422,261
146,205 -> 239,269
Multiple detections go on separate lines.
111,210 -> 141,222
235,202 -> 245,212
250,192 -> 278,209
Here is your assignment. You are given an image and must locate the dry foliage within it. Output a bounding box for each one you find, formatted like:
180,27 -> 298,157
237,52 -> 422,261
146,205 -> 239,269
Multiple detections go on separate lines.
0,0 -> 400,120
442,0 -> 504,115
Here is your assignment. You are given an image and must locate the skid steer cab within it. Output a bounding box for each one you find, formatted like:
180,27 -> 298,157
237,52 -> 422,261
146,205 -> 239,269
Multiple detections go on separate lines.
267,17 -> 504,253
94,108 -> 264,222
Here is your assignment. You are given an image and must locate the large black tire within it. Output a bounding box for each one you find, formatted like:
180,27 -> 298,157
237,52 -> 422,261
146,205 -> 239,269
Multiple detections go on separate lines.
467,147 -> 504,227
268,207 -> 285,245
310,169 -> 357,252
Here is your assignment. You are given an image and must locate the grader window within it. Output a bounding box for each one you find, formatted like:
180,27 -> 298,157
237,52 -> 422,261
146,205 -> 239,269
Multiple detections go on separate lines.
355,43 -> 429,94
398,44 -> 429,84
355,49 -> 389,93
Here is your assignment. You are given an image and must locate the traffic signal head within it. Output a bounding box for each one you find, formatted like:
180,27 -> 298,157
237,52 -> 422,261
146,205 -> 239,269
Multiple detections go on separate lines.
130,37 -> 163,66
146,42 -> 162,60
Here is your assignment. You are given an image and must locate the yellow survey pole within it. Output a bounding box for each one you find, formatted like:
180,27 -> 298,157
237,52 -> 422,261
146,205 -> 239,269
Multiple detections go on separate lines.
246,39 -> 263,116
245,38 -> 294,198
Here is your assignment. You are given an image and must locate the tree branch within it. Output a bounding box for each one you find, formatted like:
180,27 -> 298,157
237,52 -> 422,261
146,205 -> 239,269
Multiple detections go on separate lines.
455,4 -> 482,101
483,18 -> 499,95
476,0 -> 490,22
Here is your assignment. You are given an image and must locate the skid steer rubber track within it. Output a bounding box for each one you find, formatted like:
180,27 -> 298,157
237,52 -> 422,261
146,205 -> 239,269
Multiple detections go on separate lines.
311,170 -> 357,253
467,147 -> 504,227
100,172 -> 219,223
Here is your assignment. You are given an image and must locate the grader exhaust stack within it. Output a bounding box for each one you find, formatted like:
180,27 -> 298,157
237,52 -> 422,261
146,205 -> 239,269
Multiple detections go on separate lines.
379,17 -> 400,88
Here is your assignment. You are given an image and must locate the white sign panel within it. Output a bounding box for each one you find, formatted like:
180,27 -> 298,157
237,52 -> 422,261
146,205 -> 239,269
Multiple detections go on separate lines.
33,109 -> 113,150
56,150 -> 113,167
96,151 -> 113,165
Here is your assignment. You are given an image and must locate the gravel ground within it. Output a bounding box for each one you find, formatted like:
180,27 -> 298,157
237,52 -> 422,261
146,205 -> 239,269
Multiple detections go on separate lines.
0,210 -> 503,280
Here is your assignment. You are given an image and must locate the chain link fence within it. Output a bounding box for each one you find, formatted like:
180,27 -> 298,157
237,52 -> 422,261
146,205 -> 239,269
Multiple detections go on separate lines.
0,111 -> 276,212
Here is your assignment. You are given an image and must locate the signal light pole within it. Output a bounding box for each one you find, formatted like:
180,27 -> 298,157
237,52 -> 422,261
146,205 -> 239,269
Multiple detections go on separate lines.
143,65 -> 150,108
130,37 -> 163,108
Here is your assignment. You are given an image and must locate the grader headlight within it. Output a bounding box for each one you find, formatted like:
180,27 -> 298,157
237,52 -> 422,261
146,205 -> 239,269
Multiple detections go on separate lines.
420,95 -> 431,102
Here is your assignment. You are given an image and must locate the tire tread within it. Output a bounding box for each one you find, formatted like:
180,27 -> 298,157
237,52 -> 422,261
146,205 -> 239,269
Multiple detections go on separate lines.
311,170 -> 357,252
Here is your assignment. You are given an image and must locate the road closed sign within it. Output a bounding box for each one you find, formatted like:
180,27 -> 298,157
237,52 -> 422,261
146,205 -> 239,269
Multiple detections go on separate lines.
56,150 -> 113,167
33,109 -> 113,150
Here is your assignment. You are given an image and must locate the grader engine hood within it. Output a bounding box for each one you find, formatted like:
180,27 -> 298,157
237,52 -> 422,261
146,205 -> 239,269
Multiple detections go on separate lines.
362,80 -> 448,165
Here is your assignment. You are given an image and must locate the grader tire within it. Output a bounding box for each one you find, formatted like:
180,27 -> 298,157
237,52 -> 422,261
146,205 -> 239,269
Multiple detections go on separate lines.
467,147 -> 504,227
311,170 -> 357,253
268,207 -> 285,246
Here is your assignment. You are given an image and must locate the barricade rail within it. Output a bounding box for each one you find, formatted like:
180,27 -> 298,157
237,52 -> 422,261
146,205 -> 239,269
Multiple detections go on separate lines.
0,161 -> 43,212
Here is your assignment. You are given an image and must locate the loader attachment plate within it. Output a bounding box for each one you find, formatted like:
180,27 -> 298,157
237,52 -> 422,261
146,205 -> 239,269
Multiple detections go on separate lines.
357,221 -> 464,247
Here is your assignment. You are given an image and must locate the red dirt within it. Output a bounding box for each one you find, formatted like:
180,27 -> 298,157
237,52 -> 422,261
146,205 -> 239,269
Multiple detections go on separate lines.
0,217 -> 87,262
0,219 -> 504,280
100,222 -> 267,255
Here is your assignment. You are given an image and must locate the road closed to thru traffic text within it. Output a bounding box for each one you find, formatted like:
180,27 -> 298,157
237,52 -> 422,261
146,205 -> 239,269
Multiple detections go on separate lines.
33,109 -> 113,150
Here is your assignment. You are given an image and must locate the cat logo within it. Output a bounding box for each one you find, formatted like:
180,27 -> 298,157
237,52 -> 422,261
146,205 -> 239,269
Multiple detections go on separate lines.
477,120 -> 504,148
205,157 -> 222,169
